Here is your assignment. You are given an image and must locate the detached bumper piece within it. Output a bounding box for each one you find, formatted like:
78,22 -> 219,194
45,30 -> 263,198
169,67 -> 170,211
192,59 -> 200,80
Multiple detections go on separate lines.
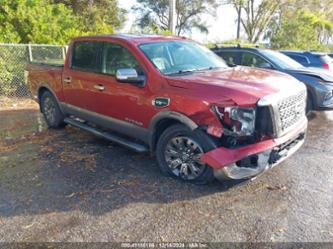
201,119 -> 307,181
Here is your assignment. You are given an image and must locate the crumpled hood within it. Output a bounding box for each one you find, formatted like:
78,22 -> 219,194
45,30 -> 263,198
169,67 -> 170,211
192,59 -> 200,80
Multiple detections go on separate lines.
286,67 -> 333,83
166,66 -> 304,106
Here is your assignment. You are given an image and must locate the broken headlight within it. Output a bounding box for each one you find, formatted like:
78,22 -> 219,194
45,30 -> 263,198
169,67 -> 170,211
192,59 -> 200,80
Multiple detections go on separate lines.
213,106 -> 256,136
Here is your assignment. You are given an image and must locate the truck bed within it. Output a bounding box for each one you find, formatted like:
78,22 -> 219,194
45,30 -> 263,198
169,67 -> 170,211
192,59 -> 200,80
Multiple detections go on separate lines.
26,63 -> 64,100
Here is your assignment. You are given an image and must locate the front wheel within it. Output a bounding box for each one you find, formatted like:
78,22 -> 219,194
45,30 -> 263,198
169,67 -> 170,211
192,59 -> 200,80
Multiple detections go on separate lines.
156,124 -> 215,185
40,91 -> 66,128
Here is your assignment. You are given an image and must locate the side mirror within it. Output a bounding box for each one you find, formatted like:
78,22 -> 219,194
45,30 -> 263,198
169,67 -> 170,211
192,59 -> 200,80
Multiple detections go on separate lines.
116,68 -> 145,85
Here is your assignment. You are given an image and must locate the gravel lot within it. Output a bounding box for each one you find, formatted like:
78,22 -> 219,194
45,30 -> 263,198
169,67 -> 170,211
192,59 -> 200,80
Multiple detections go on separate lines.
0,103 -> 332,242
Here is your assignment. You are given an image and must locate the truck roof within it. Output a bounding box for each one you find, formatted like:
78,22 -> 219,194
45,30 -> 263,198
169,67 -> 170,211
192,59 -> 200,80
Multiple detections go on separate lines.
73,34 -> 188,45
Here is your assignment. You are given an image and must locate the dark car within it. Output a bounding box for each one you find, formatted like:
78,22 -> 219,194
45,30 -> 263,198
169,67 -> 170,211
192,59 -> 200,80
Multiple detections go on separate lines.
281,51 -> 333,71
211,47 -> 333,112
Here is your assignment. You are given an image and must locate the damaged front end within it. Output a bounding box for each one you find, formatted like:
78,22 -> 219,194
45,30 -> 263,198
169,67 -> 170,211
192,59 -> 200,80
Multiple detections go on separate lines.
202,86 -> 308,181
207,128 -> 306,181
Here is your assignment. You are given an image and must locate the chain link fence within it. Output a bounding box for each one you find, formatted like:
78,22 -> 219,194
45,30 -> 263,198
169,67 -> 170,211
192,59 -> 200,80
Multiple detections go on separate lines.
0,44 -> 67,98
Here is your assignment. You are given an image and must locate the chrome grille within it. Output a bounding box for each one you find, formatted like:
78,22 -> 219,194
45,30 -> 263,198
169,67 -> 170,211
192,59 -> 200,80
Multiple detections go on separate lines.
278,91 -> 306,132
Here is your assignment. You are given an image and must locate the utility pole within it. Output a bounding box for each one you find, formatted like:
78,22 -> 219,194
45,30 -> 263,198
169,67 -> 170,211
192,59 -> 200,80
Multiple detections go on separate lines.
236,6 -> 241,39
169,0 -> 176,34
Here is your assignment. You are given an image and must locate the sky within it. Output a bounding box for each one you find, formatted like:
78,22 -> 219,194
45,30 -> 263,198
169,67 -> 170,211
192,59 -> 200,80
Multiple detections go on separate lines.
118,0 -> 238,44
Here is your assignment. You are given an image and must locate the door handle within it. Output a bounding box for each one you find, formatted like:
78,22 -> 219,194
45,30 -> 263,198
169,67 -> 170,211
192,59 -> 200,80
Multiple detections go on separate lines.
94,84 -> 105,91
64,77 -> 72,84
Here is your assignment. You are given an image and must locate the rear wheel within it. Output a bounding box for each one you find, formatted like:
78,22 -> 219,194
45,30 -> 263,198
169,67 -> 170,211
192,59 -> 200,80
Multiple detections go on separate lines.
156,124 -> 215,185
40,91 -> 66,128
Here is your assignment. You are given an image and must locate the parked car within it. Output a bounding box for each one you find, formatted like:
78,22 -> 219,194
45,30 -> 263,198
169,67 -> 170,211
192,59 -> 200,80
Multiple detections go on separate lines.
281,50 -> 333,71
329,53 -> 333,59
212,47 -> 333,112
26,35 -> 307,184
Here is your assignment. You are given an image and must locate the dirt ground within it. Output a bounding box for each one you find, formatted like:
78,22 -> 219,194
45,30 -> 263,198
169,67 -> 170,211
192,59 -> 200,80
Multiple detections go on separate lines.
0,100 -> 332,242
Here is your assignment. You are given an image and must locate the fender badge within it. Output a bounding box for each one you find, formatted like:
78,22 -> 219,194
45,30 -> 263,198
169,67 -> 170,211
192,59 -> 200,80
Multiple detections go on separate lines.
152,97 -> 170,108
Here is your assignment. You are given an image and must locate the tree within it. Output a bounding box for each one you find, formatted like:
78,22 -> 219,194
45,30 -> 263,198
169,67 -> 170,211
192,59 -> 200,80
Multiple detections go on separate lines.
0,0 -> 126,44
53,0 -> 126,34
270,9 -> 333,50
228,0 -> 284,43
0,0 -> 80,44
269,0 -> 333,45
133,0 -> 218,35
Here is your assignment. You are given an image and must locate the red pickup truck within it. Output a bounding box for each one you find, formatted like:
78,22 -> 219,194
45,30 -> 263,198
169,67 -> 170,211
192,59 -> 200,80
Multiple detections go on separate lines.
27,34 -> 308,184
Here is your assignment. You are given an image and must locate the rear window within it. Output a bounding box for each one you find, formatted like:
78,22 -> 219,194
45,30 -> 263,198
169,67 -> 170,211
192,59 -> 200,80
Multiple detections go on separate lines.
71,41 -> 101,72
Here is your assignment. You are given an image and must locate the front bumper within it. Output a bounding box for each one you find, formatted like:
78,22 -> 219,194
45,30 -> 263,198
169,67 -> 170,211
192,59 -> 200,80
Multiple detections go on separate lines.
201,119 -> 307,181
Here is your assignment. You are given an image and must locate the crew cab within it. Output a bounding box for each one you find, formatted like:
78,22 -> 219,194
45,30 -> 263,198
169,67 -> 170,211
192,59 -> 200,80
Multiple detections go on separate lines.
27,35 -> 308,184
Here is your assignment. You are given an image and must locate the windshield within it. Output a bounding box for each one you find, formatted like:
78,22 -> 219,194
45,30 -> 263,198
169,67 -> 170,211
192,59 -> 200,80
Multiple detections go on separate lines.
261,50 -> 304,70
139,41 -> 228,75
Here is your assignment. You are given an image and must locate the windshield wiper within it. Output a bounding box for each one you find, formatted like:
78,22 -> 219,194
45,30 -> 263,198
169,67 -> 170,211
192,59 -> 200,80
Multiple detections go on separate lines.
165,69 -> 197,75
165,67 -> 222,76
196,66 -> 222,71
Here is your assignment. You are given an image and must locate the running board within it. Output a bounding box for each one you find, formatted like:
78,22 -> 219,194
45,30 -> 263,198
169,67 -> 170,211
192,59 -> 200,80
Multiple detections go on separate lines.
64,118 -> 148,153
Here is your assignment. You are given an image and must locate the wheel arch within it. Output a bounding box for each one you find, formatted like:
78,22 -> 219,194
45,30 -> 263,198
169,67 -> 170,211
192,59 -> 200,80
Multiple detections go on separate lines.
37,85 -> 64,113
149,111 -> 199,152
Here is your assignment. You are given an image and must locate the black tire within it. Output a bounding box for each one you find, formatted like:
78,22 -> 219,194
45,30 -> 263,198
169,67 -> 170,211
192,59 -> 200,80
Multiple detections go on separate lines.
40,91 -> 66,128
156,124 -> 216,185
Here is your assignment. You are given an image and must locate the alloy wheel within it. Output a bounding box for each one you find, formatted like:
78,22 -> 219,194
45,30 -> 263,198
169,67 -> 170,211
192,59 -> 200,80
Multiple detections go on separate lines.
164,136 -> 206,180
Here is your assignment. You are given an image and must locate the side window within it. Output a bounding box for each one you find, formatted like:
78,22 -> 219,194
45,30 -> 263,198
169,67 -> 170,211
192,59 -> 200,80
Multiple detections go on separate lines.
102,43 -> 143,76
289,55 -> 309,65
218,51 -> 239,66
71,41 -> 101,72
241,52 -> 270,68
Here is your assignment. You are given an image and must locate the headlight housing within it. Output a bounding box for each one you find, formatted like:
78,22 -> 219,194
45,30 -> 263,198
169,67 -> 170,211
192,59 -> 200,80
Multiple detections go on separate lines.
213,106 -> 256,136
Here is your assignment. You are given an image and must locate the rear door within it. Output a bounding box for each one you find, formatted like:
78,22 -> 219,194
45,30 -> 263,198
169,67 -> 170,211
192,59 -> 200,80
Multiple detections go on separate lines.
62,41 -> 103,112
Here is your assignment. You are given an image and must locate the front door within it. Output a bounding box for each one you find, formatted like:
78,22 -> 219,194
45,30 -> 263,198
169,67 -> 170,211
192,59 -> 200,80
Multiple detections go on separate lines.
91,42 -> 151,129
